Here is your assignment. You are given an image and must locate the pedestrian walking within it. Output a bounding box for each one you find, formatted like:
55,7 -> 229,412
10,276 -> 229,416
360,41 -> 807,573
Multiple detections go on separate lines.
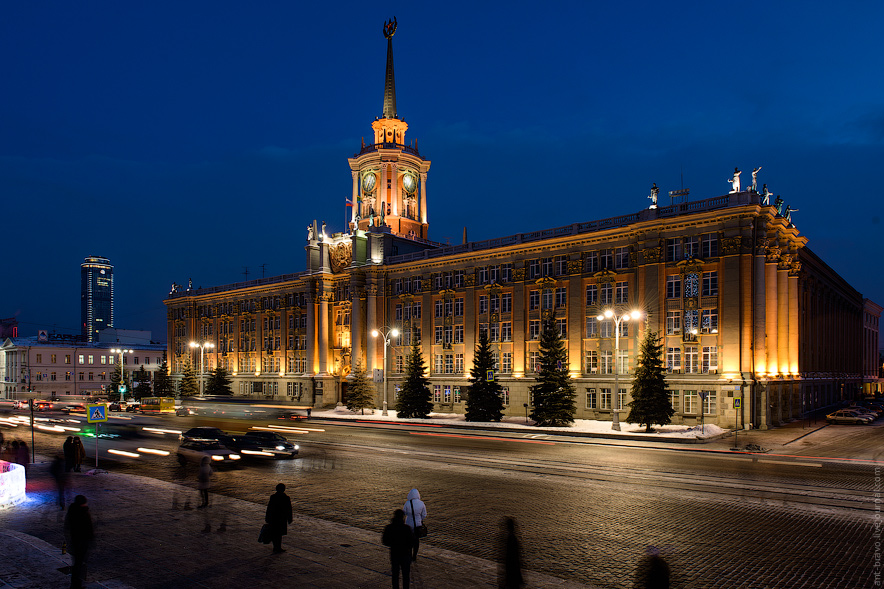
64,495 -> 94,589
197,456 -> 213,508
17,440 -> 29,469
265,483 -> 293,553
633,546 -> 670,589
402,488 -> 426,562
50,454 -> 68,509
382,509 -> 414,589
63,437 -> 75,472
73,437 -> 86,472
499,517 -> 524,588
8,441 -> 20,464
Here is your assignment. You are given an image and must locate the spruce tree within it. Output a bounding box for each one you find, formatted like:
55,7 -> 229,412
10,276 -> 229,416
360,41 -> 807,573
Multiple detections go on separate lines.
153,352 -> 174,396
395,339 -> 433,418
109,364 -> 124,401
133,366 -> 152,400
529,317 -> 576,426
346,361 -> 376,414
205,367 -> 234,396
179,354 -> 200,397
464,330 -> 504,422
626,327 -> 674,432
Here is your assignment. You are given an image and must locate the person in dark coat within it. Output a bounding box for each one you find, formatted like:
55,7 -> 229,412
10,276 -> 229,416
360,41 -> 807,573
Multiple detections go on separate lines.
382,509 -> 414,589
50,454 -> 68,509
63,437 -> 75,472
265,483 -> 293,553
65,495 -> 94,589
16,441 -> 29,471
500,517 -> 524,588
72,437 -> 86,472
633,545 -> 671,589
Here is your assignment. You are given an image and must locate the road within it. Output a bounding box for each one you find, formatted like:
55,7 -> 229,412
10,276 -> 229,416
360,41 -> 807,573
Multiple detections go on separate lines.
3,409 -> 878,588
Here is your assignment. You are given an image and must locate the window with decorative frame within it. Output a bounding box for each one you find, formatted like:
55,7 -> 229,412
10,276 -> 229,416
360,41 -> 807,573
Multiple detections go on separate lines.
585,350 -> 598,373
586,388 -> 597,409
529,290 -> 540,310
615,247 -> 629,269
586,284 -> 598,306
528,320 -> 541,340
667,347 -> 682,371
666,311 -> 682,335
668,390 -> 680,412
702,346 -> 718,373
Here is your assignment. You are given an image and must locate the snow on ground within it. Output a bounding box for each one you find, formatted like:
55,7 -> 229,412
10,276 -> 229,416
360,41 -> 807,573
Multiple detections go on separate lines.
313,406 -> 727,439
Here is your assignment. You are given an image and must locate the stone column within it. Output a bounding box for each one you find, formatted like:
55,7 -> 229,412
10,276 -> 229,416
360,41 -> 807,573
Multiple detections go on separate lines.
379,165 -> 387,219
765,255 -> 779,374
366,284 -> 378,372
306,291 -> 316,375
351,171 -> 359,224
753,248 -> 767,374
420,173 -> 428,225
391,163 -> 399,216
788,268 -> 800,376
351,289 -> 363,375
318,293 -> 329,375
777,264 -> 789,375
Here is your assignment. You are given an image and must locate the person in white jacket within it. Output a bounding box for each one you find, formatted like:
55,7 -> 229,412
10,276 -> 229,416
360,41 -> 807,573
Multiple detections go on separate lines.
403,488 -> 427,562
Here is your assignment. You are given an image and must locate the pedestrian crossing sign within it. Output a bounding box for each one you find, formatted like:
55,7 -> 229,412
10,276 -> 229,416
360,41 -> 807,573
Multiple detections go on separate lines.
87,404 -> 108,423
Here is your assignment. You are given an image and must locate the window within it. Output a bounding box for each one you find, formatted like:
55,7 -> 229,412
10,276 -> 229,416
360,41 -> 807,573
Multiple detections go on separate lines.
445,354 -> 453,374
499,387 -> 509,406
617,350 -> 628,374
666,276 -> 681,299
666,238 -> 682,262
88,372 -> 94,381
684,236 -> 699,259
702,272 -> 719,297
666,311 -> 682,335
454,325 -> 464,343
395,356 -> 404,373
78,355 -> 85,364
529,320 -> 541,340
36,354 -> 43,364
478,267 -> 488,284
529,290 -> 540,310
528,351 -> 540,373
500,264 -> 512,283
435,355 -> 444,373
585,284 -> 597,306
615,281 -> 628,304
79,372 -> 84,381
555,287 -> 567,308
685,346 -> 698,373
489,323 -> 500,342
684,273 -> 699,297
542,257 -> 553,277
501,293 -> 512,313
455,354 -> 464,373
685,309 -> 699,337
667,347 -> 681,371
433,385 -> 441,403
443,385 -> 452,403
702,391 -> 717,415
444,298 -> 453,317
395,304 -> 403,321
413,302 -> 422,319
701,309 -> 718,333
586,388 -> 597,409
501,322 -> 512,341
65,372 -> 71,381
65,355 -> 71,364
600,320 -> 613,338
615,247 -> 629,269
585,252 -> 600,273
668,390 -> 680,413
600,283 -> 613,305
586,317 -> 598,337
51,372 -> 57,381
542,289 -> 553,310
600,388 -> 611,410
585,350 -> 598,373
479,295 -> 488,314
444,325 -> 453,345
490,294 -> 500,313
701,233 -> 719,258
555,319 -> 567,338
455,298 -> 464,316
684,390 -> 698,414
435,326 -> 443,343
702,346 -> 718,373
600,351 -> 613,374
555,255 -> 568,276
454,386 -> 462,403
617,388 -> 626,411
435,300 -> 443,318
501,353 -> 512,373
101,355 -> 106,364
529,259 -> 540,279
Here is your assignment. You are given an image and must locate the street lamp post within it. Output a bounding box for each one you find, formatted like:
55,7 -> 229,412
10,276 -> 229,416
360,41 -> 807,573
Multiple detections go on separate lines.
110,348 -> 133,402
596,309 -> 642,431
189,341 -> 215,397
371,327 -> 399,416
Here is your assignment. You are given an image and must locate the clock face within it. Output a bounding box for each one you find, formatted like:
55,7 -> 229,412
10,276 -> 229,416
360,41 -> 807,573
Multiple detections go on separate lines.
362,172 -> 376,194
402,173 -> 416,194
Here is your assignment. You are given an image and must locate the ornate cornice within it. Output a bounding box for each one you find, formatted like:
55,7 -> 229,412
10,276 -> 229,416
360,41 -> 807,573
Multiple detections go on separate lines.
721,236 -> 742,256
642,246 -> 662,264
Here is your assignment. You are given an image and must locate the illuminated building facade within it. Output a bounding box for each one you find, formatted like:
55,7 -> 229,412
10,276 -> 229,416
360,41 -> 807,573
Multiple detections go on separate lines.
81,255 -> 114,342
164,22 -> 878,428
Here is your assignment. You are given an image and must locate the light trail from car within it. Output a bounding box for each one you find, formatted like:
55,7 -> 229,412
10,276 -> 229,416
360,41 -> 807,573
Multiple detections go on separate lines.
108,449 -> 140,458
409,431 -> 556,445
136,448 -> 170,456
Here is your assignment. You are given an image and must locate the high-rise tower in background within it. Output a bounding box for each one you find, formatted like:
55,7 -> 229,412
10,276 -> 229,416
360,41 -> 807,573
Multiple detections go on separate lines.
81,255 -> 114,342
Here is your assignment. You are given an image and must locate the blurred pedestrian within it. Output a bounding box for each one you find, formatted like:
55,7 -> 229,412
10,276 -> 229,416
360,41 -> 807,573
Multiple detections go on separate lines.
50,454 -> 68,509
403,488 -> 426,562
197,456 -> 213,508
633,546 -> 670,589
73,437 -> 86,472
265,482 -> 292,554
63,437 -> 75,472
9,441 -> 20,465
65,495 -> 94,589
500,517 -> 524,588
382,509 -> 414,589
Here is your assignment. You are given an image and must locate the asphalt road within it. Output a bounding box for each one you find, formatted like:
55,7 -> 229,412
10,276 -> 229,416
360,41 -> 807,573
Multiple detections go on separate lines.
4,410 -> 878,589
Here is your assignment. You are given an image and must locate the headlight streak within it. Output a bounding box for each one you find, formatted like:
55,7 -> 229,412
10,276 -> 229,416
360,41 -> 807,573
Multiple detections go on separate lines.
108,449 -> 140,458
137,448 -> 170,456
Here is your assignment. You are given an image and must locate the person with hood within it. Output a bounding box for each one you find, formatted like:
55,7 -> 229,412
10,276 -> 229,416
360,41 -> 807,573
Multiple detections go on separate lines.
265,483 -> 293,553
402,488 -> 427,562
197,456 -> 213,508
382,509 -> 414,589
73,437 -> 86,472
65,495 -> 94,589
63,437 -> 75,472
16,440 -> 29,471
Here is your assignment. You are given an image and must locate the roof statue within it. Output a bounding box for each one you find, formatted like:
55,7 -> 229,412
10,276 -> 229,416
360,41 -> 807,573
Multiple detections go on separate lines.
382,17 -> 398,120
648,183 -> 659,209
784,204 -> 798,225
728,167 -> 742,193
752,166 -> 762,192
762,184 -> 772,206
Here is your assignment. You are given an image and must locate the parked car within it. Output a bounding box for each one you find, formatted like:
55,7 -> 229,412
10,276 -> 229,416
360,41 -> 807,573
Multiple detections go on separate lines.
180,426 -> 228,442
108,402 -> 125,412
33,401 -> 53,411
860,402 -> 884,416
846,406 -> 879,420
222,432 -> 299,459
176,439 -> 241,465
63,404 -> 87,413
827,409 -> 874,425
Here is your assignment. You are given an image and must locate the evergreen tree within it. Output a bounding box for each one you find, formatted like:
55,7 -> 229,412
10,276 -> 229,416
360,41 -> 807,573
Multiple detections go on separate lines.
464,330 -> 504,422
395,339 -> 433,418
205,367 -> 234,396
133,366 -> 152,400
179,354 -> 200,397
346,361 -> 376,415
529,317 -> 576,426
153,352 -> 174,396
626,327 -> 674,432
109,364 -> 125,401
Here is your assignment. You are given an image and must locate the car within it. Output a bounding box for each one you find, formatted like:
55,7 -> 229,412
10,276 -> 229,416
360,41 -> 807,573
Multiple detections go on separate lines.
860,403 -> 884,416
846,406 -> 878,420
276,411 -> 308,421
63,404 -> 87,413
33,401 -> 53,411
125,402 -> 141,413
108,402 -> 125,412
176,406 -> 197,416
176,439 -> 241,465
222,432 -> 299,459
827,409 -> 874,425
180,426 -> 228,442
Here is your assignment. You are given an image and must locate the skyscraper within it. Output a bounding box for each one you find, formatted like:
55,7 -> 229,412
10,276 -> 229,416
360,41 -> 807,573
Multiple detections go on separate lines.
81,255 -> 113,342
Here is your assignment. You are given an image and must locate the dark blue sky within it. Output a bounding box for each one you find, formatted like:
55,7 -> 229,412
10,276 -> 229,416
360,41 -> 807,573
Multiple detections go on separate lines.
3,1 -> 883,342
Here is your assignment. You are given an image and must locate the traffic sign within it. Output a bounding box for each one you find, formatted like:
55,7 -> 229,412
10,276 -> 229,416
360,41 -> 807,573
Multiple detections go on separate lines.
486,370 -> 494,381
734,398 -> 741,409
87,404 -> 108,423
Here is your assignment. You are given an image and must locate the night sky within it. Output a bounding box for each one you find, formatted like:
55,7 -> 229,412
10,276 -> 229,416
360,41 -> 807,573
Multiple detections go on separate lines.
3,1 -> 883,342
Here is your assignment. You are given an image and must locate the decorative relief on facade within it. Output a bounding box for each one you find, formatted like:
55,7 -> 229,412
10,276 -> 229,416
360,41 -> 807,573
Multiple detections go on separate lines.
766,246 -> 781,263
535,277 -> 556,289
440,289 -> 456,299
542,310 -> 554,321
444,316 -> 453,326
678,259 -> 703,276
490,313 -> 500,323
593,269 -> 616,285
721,236 -> 742,255
778,253 -> 794,271
629,250 -> 638,267
512,268 -> 526,282
789,259 -> 802,276
642,246 -> 662,264
567,260 -> 582,275
365,285 -> 378,297
463,274 -> 476,287
755,237 -> 770,255
684,297 -> 698,310
329,242 -> 353,274
421,278 -> 431,291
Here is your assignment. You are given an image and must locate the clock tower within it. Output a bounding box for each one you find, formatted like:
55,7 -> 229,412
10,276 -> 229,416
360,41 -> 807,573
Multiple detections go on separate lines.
348,17 -> 431,241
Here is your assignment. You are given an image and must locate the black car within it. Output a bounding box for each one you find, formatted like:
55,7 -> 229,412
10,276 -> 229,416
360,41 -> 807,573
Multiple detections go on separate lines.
180,426 -> 228,442
222,432 -> 299,459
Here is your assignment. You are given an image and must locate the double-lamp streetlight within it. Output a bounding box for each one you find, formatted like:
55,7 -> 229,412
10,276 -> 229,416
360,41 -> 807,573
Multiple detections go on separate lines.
110,348 -> 133,402
596,309 -> 642,431
189,341 -> 215,397
371,327 -> 399,415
